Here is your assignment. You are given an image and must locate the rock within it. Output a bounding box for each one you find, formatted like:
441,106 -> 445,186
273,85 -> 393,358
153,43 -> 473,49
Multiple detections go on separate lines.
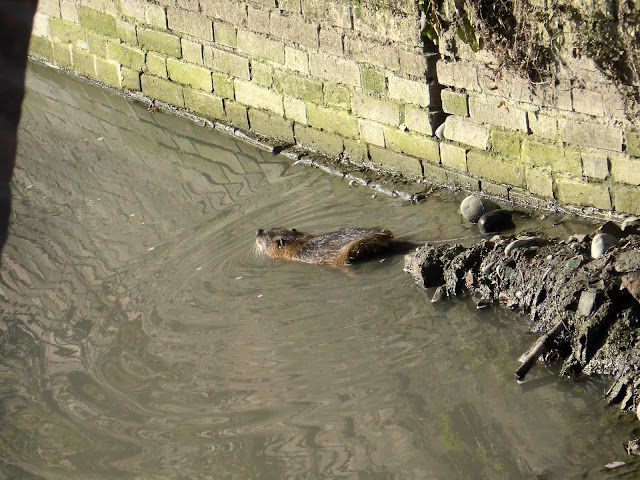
592,221 -> 624,239
578,290 -> 598,317
460,195 -> 501,223
614,251 -> 640,273
622,274 -> 640,305
478,210 -> 514,234
591,233 -> 618,258
622,216 -> 640,234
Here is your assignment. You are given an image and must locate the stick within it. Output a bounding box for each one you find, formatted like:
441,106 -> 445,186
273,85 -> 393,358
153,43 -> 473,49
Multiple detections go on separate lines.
515,321 -> 565,381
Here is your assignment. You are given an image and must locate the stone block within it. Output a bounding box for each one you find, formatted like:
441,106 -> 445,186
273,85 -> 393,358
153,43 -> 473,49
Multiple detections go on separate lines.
279,0 -> 301,13
49,17 -> 86,46
60,0 -> 78,23
527,111 -> 557,140
521,137 -> 581,175
224,99 -> 249,129
388,75 -> 439,108
625,131 -> 640,158
204,46 -> 250,80
442,116 -> 489,150
469,95 -> 528,132
359,119 -> 385,147
95,57 -> 121,88
285,46 -> 309,74
234,80 -> 284,115
360,67 -> 385,94
558,118 -> 623,152
284,96 -> 307,123
467,150 -> 525,187
184,88 -> 225,119
167,59 -> 213,92
343,139 -> 368,163
440,141 -> 467,171
32,12 -> 50,37
582,151 -> 609,180
445,170 -> 481,191
141,73 -> 185,107
237,30 -> 285,64
121,67 -> 141,90
248,109 -> 295,142
247,5 -> 270,35
613,184 -> 640,215
309,52 -> 360,87
116,19 -> 137,45
436,60 -> 480,91
301,0 -> 350,29
120,0 -> 144,21
251,62 -> 273,87
555,177 -> 611,210
572,88 -> 605,117
71,45 -> 96,76
214,21 -> 237,48
383,128 -> 440,164
273,71 -> 323,103
345,35 -> 400,70
351,92 -> 401,126
610,154 -> 640,185
138,27 -> 181,57
525,166 -> 554,198
182,39 -> 203,65
86,31 -> 108,56
323,84 -> 349,110
306,104 -> 359,138
294,124 -> 344,156
145,3 -> 166,28
107,41 -> 145,70
441,90 -> 468,116
29,35 -> 54,60
201,0 -> 247,25
319,26 -> 343,55
404,106 -> 442,136
270,11 -> 318,48
52,41 -> 73,67
146,51 -> 167,78
368,145 -> 423,180
352,4 -> 419,44
212,72 -> 234,98
399,51 -> 437,79
37,0 -> 60,17
167,7 -> 213,41
77,6 -> 117,37
490,128 -> 521,159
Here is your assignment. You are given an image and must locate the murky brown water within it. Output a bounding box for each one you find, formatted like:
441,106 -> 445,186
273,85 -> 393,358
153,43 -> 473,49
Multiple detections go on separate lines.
1,61 -> 639,479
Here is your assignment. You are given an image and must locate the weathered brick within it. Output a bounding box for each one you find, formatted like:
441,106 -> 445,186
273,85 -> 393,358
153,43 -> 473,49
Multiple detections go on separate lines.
352,4 -> 419,45
270,11 -> 318,48
527,111 -> 557,140
521,137 -> 581,176
284,46 -> 309,74
273,71 -> 323,103
37,0 -> 60,17
556,177 -> 611,210
224,99 -> 249,128
167,58 -> 213,91
248,109 -> 295,142
301,0 -> 350,29
32,12 -> 50,37
442,116 -> 489,150
235,80 -> 284,115
86,31 -> 108,56
251,62 -> 273,87
284,96 -> 307,123
436,60 -> 480,91
323,84 -> 349,110
49,17 -> 86,46
116,19 -> 137,45
145,3 -> 166,28
319,26 -> 343,55
212,72 -> 234,98
441,90 -> 468,116
294,124 -> 344,156
204,46 -> 250,80
214,21 -> 236,48
384,128 -> 440,164
141,73 -> 185,107
52,41 -> 73,67
29,35 -> 54,60
201,0 -> 247,25
440,141 -> 467,171
71,45 -> 95,76
345,35 -> 399,70
582,152 -> 609,180
368,145 -> 423,180
121,66 -> 141,90
404,106 -> 443,136
177,0 -> 199,12
181,39 -> 203,65
237,30 -> 284,64
309,52 -> 360,87
60,0 -> 78,23
95,57 -> 121,88
360,67 -> 385,94
572,88 -> 605,117
120,0 -> 144,21
469,95 -> 528,132
78,6 -> 117,37
138,27 -> 181,57
351,92 -> 400,126
306,104 -> 358,138
558,118 -> 623,152
279,0 -> 301,14
467,151 -> 525,187
388,75 -> 439,108
613,184 -> 640,215
525,166 -> 554,198
399,50 -> 437,79
625,131 -> 640,158
247,5 -> 270,34
184,88 -> 225,119
359,119 -> 385,147
167,7 -> 213,41
343,138 -> 368,163
610,154 -> 640,185
108,41 -> 145,70
146,51 -> 167,78
490,128 -> 521,159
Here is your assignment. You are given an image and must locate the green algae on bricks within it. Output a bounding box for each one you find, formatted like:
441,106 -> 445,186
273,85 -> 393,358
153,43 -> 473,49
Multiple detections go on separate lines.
95,57 -> 122,88
146,52 -> 167,78
167,58 -> 213,92
77,6 -> 117,38
141,74 -> 185,107
184,88 -> 225,120
108,41 -> 145,71
306,104 -> 359,138
556,177 -> 612,210
49,17 -> 87,46
441,90 -> 468,116
138,27 -> 181,58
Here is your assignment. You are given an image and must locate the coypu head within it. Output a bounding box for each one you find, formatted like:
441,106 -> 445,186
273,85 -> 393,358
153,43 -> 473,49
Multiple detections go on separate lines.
255,227 -> 305,259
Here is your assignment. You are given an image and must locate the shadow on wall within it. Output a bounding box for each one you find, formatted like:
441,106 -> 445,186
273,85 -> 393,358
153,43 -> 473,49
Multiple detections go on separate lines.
0,0 -> 36,254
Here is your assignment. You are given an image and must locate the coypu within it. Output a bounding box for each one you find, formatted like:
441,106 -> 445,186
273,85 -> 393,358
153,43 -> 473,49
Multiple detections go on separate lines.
255,227 -> 395,266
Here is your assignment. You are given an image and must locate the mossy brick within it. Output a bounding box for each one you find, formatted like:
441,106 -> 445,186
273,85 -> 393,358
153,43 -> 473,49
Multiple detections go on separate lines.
273,71 -> 323,103
359,119 -> 385,147
116,19 -> 137,45
284,46 -> 309,74
95,57 -> 121,88
204,46 -> 250,80
294,124 -> 344,156
613,184 -> 640,215
108,41 -> 145,70
182,39 -> 203,65
345,36 -> 399,70
146,52 -> 167,78
469,95 -> 528,132
145,3 -> 166,29
360,67 -> 385,94
351,92 -> 401,126
237,30 -> 284,64
251,62 -> 273,87
384,128 -> 440,164
558,118 -> 623,152
284,96 -> 307,123
71,46 -> 96,76
212,72 -> 234,98
247,5 -> 270,35
248,109 -> 294,142
121,67 -> 141,90
437,60 -> 480,91
78,6 -> 117,37
200,0 -> 247,25
405,106 -> 443,136
29,36 -> 54,60
138,27 -> 181,57
309,51 -> 360,87
490,128 -> 521,159
528,111 -> 557,140
184,88 -> 225,120
52,41 -> 73,67
343,138 -> 368,163
441,90 -> 468,116
49,17 -> 86,45
167,59 -> 213,92
324,84 -> 349,110
467,150 -> 525,187
625,131 -> 640,158
214,21 -> 237,48
234,80 -> 284,115
521,137 -> 581,175
269,11 -> 318,49
388,75 -> 439,108
301,0 -> 350,29
582,152 -> 609,180
167,7 -> 213,41
440,141 -> 467,171
556,177 -> 611,210
141,73 -> 185,107
610,154 -> 640,185
306,104 -> 358,138
224,99 -> 249,129
86,31 -> 108,56
525,166 -> 554,198
60,0 -> 78,23
368,144 -> 423,180
443,116 -> 489,150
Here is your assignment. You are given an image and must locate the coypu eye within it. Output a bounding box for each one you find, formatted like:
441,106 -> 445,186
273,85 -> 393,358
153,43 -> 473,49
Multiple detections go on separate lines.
256,229 -> 264,236
291,228 -> 297,232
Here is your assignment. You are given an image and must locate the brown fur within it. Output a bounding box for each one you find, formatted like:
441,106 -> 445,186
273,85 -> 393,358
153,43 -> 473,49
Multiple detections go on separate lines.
255,227 -> 394,266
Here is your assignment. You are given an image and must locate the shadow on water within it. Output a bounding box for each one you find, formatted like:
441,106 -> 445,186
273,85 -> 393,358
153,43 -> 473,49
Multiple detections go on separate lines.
1,61 -> 639,479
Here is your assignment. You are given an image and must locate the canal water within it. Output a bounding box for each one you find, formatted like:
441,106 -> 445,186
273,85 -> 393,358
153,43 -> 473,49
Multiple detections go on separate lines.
1,61 -> 638,479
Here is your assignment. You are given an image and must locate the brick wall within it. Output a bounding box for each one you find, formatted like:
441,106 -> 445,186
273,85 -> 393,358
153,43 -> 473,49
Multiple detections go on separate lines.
27,0 -> 640,215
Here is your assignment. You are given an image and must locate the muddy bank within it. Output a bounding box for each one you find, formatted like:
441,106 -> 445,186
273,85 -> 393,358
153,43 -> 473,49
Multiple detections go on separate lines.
404,220 -> 640,418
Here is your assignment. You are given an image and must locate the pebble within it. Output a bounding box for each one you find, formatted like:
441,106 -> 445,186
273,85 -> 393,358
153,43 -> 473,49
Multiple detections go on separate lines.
591,233 -> 618,259
460,195 -> 501,223
478,209 -> 514,234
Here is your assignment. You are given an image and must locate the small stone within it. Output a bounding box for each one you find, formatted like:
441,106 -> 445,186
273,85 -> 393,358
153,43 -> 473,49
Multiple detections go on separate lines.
592,220 -> 623,239
578,290 -> 598,317
615,251 -> 640,273
478,210 -> 514,234
431,285 -> 447,303
591,233 -> 618,258
460,194 -> 501,223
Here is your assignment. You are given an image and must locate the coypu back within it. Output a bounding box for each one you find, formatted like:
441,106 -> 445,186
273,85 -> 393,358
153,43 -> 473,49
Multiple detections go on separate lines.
255,227 -> 394,266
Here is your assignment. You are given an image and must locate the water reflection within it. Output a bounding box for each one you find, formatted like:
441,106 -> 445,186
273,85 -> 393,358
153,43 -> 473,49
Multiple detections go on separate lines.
1,61 -> 637,479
